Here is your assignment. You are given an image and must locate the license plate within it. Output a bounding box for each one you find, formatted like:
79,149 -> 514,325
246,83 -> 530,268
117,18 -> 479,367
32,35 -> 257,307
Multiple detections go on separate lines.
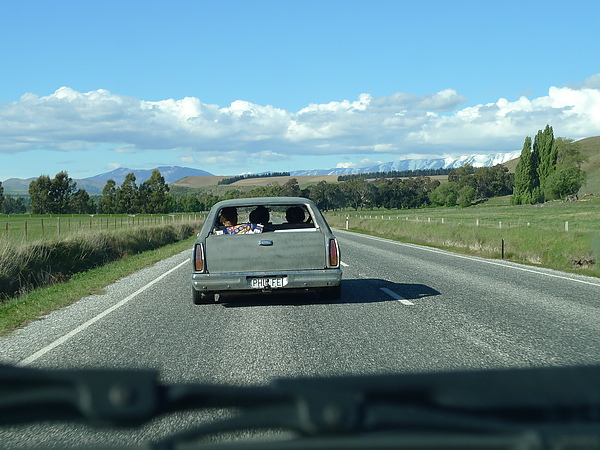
248,277 -> 288,289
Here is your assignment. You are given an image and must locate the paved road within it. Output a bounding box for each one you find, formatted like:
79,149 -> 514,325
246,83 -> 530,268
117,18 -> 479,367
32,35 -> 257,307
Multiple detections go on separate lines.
1,229 -> 599,446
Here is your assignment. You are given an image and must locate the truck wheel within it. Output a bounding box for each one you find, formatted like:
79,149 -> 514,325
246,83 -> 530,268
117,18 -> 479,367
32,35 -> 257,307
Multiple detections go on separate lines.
321,284 -> 342,301
192,288 -> 216,305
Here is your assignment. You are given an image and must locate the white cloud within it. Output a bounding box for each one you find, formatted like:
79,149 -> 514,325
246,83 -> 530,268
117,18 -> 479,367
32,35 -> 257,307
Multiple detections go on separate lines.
1,77 -> 600,167
107,163 -> 121,170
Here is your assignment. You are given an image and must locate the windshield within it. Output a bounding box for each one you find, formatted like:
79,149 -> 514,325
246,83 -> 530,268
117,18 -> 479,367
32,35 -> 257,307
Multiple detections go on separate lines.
1,2 -> 600,449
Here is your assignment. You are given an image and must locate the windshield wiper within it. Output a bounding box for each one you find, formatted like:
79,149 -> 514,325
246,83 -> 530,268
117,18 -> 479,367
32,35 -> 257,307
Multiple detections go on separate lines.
2,364 -> 600,449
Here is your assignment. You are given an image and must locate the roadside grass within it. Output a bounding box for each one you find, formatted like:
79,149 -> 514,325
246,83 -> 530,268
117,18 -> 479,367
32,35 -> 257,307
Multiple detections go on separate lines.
325,197 -> 599,278
0,222 -> 201,299
0,235 -> 196,336
0,213 -> 204,243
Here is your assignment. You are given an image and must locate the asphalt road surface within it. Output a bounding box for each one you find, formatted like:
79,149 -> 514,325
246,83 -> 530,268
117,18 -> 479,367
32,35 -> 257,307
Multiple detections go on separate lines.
1,229 -> 599,447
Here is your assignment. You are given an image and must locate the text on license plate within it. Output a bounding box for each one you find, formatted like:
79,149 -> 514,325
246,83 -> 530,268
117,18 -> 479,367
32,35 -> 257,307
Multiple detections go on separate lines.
249,277 -> 288,289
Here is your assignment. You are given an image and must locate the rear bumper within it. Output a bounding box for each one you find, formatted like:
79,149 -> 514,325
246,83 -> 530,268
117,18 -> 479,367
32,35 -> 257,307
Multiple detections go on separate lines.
191,269 -> 342,294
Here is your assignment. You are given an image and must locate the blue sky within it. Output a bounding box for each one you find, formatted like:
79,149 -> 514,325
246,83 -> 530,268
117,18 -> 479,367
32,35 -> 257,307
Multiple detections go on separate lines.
1,0 -> 600,180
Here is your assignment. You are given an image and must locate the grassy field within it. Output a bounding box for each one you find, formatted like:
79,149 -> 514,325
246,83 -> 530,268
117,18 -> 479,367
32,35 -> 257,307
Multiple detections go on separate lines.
325,196 -> 600,277
0,213 -> 204,243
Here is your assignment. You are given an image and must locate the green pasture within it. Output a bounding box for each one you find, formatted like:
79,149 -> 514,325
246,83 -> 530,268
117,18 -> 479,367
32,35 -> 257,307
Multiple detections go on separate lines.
325,196 -> 600,277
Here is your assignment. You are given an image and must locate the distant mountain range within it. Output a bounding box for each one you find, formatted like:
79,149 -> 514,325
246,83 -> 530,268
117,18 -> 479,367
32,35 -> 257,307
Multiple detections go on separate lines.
1,166 -> 214,195
1,152 -> 520,194
289,151 -> 521,176
81,166 -> 214,184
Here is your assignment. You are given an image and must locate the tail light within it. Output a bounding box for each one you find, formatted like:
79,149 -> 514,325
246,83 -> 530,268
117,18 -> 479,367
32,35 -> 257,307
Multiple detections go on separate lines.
328,238 -> 340,267
194,243 -> 206,272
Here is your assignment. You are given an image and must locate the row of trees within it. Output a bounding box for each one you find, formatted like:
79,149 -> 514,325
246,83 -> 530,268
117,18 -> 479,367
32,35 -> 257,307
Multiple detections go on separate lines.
29,171 -> 96,214
173,164 -> 514,213
0,181 -> 27,214
512,125 -> 587,204
26,170 -> 172,215
98,171 -> 172,214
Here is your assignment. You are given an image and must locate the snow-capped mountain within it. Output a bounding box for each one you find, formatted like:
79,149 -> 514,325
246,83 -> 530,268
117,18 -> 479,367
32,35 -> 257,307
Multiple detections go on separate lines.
290,151 -> 521,176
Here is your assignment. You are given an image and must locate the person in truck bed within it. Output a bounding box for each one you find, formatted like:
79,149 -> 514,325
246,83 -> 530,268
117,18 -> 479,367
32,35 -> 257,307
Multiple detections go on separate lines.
218,207 -> 238,227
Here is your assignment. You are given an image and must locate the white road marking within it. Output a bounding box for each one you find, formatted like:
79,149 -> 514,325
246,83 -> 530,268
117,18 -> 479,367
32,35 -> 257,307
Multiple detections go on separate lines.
380,287 -> 414,305
337,230 -> 600,288
17,259 -> 189,367
340,261 -> 349,267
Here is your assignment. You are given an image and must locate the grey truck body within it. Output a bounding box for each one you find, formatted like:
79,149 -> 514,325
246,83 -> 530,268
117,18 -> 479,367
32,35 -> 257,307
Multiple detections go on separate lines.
191,197 -> 342,303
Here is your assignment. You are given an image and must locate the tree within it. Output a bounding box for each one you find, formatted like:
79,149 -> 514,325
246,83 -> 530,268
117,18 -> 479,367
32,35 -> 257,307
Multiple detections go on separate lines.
281,178 -> 301,197
448,165 -> 474,187
341,178 -> 376,210
117,173 -> 140,214
535,125 -> 557,188
69,189 -> 97,214
458,185 -> 477,207
543,167 -> 586,200
140,170 -> 172,213
512,136 -> 535,205
178,194 -> 201,212
29,175 -> 53,214
100,180 -> 118,214
0,181 -> 4,212
1,195 -> 27,214
49,171 -> 78,214
430,182 -> 458,207
473,165 -> 513,199
555,137 -> 588,169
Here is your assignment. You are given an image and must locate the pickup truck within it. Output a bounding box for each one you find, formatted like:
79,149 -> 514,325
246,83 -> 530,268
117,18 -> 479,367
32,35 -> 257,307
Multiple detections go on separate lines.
191,197 -> 342,304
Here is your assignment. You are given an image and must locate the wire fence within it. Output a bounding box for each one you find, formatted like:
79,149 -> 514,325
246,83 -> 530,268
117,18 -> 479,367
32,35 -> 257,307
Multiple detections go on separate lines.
326,212 -> 597,233
1,213 -> 206,243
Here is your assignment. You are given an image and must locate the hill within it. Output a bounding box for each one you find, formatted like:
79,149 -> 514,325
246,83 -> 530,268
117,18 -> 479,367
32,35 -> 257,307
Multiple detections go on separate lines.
577,136 -> 600,195
171,175 -> 339,189
491,136 -> 600,196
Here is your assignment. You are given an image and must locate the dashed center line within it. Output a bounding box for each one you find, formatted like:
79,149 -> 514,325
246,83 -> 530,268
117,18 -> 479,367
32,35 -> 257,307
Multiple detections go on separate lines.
380,287 -> 414,305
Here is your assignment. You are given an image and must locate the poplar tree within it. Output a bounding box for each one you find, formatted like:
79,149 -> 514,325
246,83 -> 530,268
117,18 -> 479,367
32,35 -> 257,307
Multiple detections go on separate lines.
511,136 -> 534,205
535,125 -> 557,188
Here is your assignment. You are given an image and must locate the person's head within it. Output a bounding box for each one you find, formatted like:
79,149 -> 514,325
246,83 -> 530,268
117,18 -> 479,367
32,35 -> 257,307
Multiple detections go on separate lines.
285,206 -> 305,224
249,206 -> 270,224
219,207 -> 238,226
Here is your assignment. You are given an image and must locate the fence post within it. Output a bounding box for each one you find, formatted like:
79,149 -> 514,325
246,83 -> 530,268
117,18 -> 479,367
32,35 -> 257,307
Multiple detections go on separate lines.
25,221 -> 28,241
499,221 -> 502,229
57,217 -> 60,236
565,221 -> 569,232
41,218 -> 45,237
345,216 -> 349,230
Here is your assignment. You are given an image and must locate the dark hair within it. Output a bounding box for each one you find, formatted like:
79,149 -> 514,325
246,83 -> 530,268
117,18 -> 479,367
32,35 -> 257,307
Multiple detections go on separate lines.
249,205 -> 270,224
219,207 -> 238,223
285,206 -> 305,224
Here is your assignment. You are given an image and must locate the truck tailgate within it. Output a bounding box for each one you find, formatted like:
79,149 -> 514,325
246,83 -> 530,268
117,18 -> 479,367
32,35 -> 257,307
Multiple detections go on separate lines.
205,230 -> 327,273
